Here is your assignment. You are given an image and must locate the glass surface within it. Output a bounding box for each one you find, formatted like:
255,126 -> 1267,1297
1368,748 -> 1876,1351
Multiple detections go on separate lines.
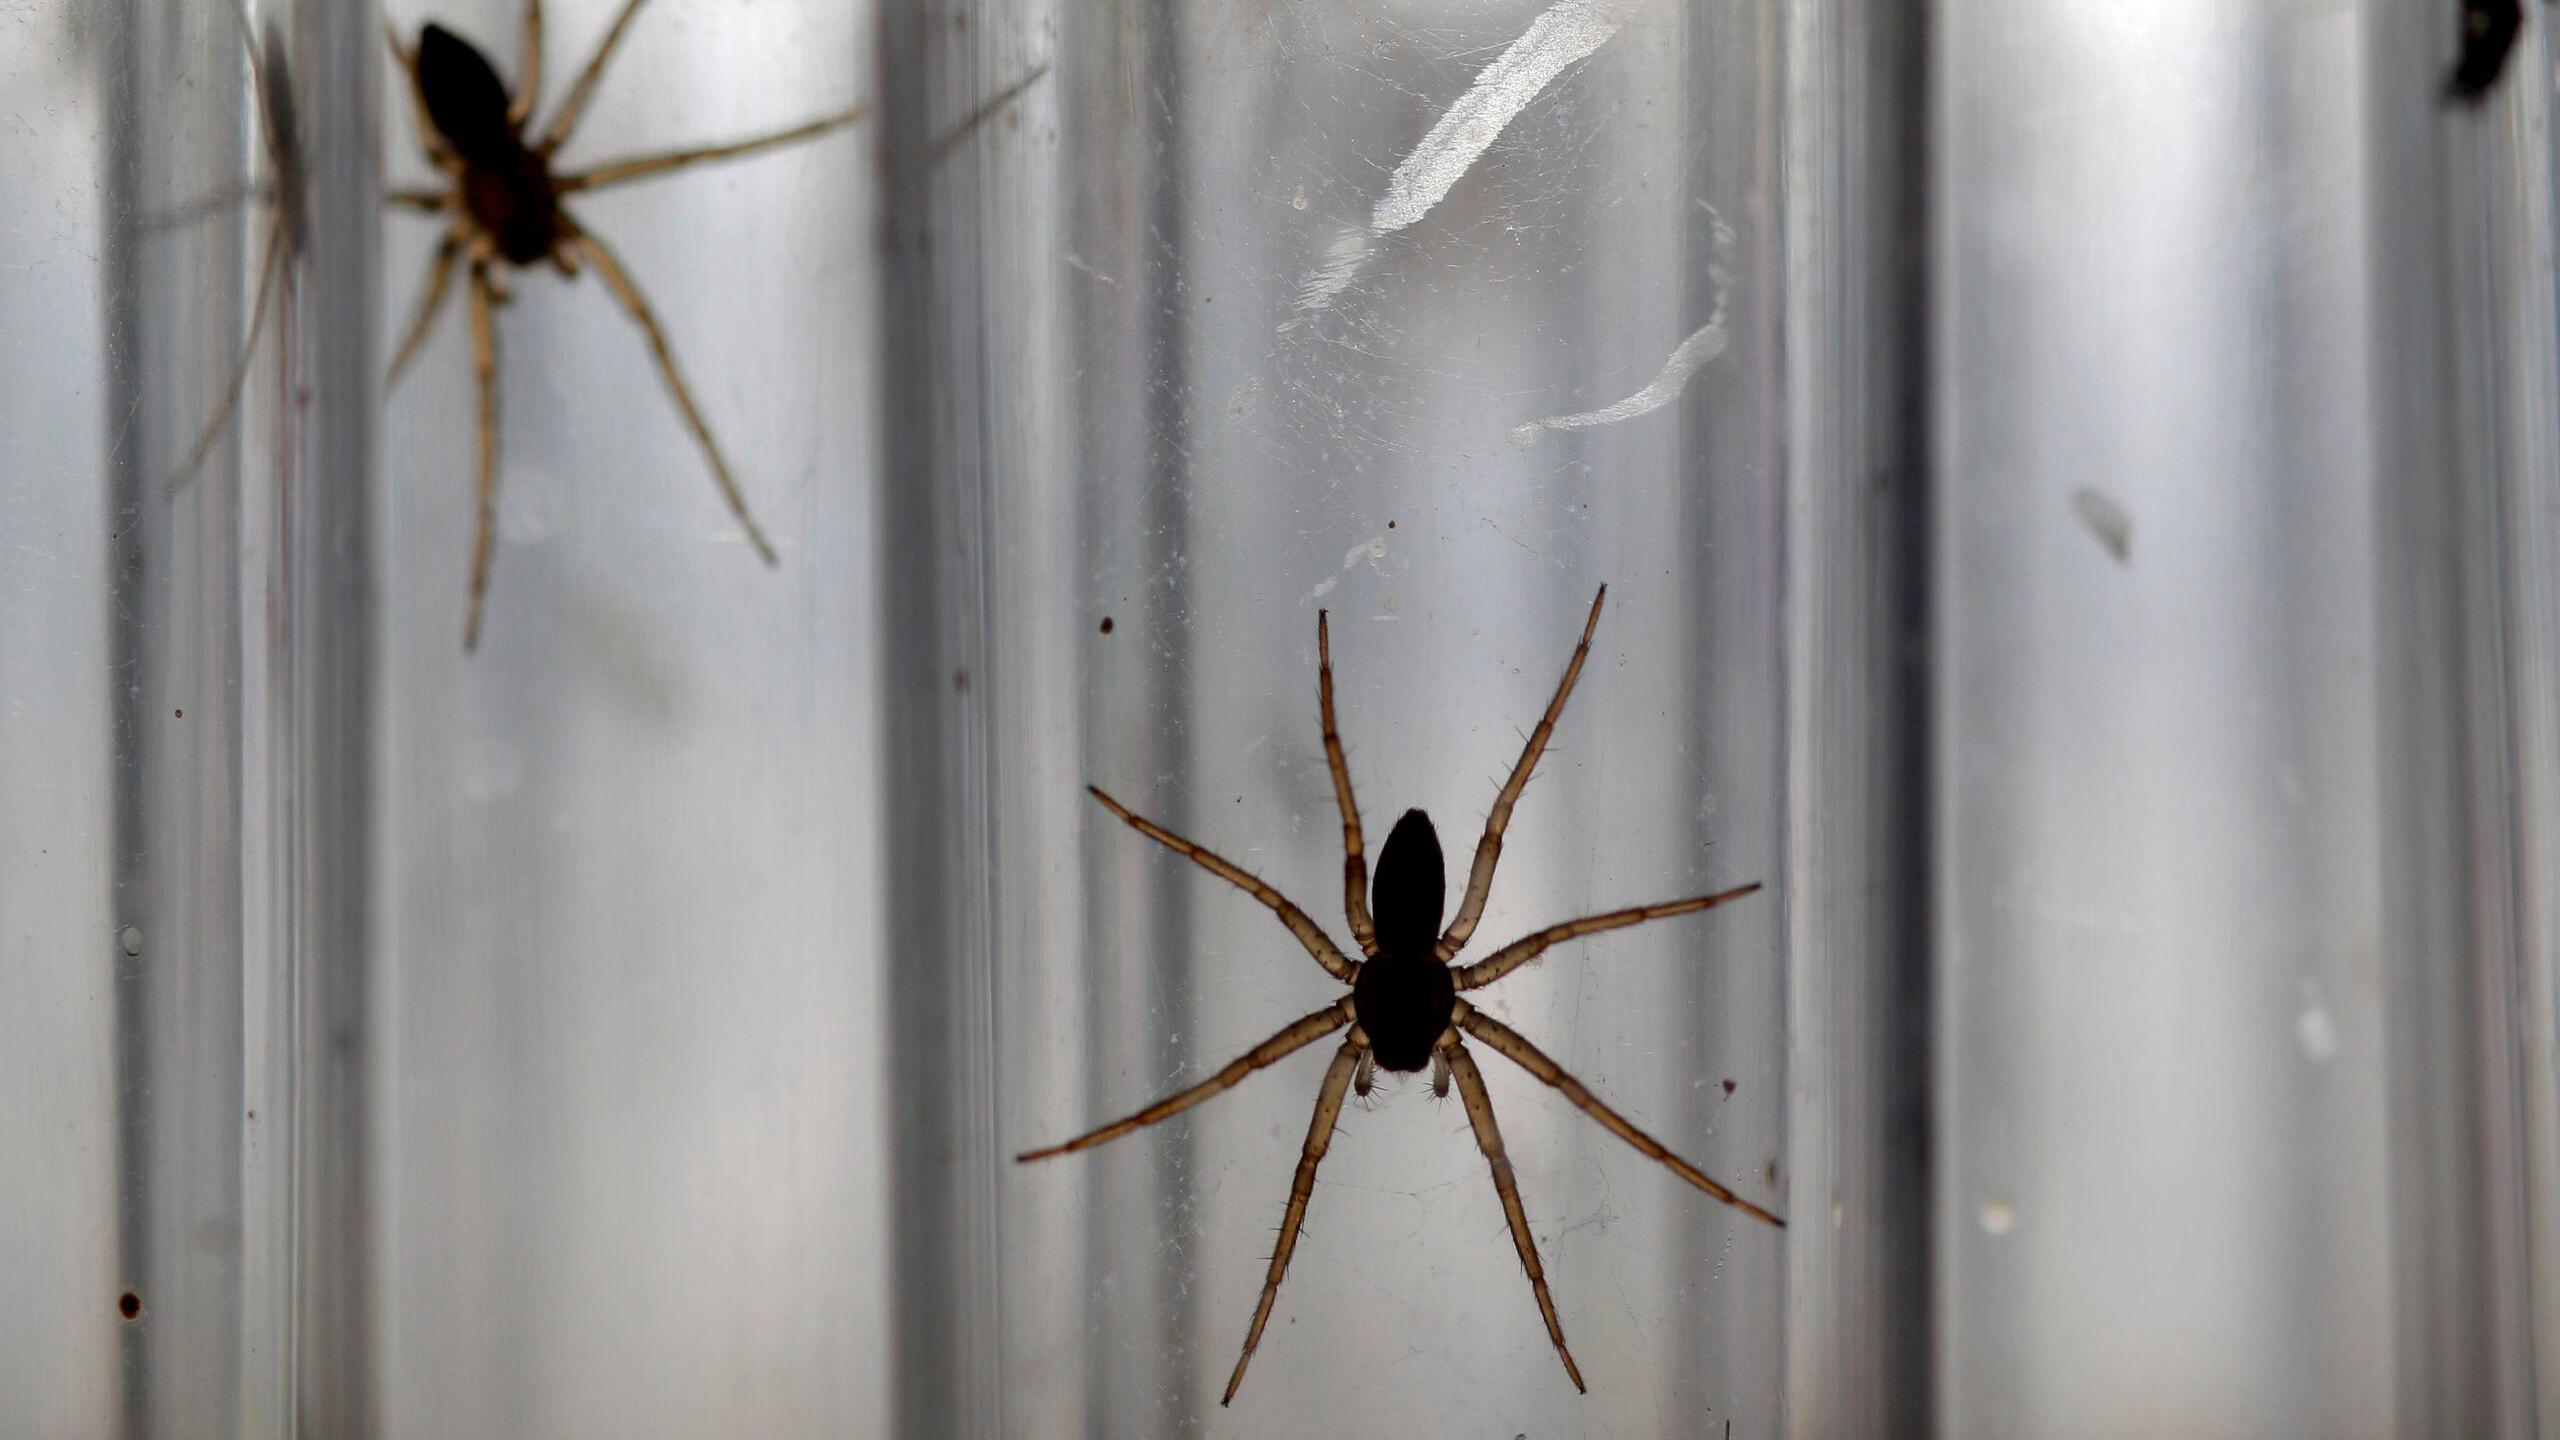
371,2 -> 888,1436
5,0 -> 2559,1437
911,2 -> 1793,1432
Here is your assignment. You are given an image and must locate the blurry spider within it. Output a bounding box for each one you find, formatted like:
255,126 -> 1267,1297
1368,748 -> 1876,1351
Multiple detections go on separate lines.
1019,585 -> 1783,1404
2447,0 -> 2550,99
384,0 -> 869,648
162,7 -> 304,494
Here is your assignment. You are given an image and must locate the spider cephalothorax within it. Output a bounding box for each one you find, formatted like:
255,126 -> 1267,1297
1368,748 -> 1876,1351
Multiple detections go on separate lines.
1020,586 -> 1782,1403
1350,810 -> 1457,1073
385,1 -> 871,648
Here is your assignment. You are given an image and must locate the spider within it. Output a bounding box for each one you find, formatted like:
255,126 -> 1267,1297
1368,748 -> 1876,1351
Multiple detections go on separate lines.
383,0 -> 869,649
162,7 -> 304,494
1019,585 -> 1783,1404
2447,0 -> 2551,99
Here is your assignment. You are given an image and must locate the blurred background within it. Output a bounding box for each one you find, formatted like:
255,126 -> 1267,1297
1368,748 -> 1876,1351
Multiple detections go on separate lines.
2,0 -> 2556,1437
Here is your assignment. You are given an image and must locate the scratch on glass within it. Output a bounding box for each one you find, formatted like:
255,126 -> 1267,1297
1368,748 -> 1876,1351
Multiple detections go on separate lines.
1510,204 -> 1733,444
1292,0 -> 1627,316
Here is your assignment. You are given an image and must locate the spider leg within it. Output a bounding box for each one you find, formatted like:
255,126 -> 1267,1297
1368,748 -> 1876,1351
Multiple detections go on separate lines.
1455,1001 -> 1783,1228
1430,1047 -> 1452,1099
1015,999 -> 1353,1162
567,230 -> 781,565
559,105 -> 871,193
1223,1030 -> 1364,1407
462,262 -> 503,652
510,0 -> 543,127
1086,787 -> 1360,984
1316,609 -> 1378,959
1437,585 -> 1608,960
166,220 -> 286,494
1444,1034 -> 1585,1393
1352,1047 -> 1376,1098
384,20 -> 461,174
387,219 -> 468,391
1453,881 -> 1763,991
535,0 -> 649,154
387,187 -> 457,214
140,181 -> 269,235
926,62 -> 1050,160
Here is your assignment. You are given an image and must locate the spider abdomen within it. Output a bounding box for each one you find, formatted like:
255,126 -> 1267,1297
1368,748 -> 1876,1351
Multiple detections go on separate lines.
465,154 -> 568,267
1351,954 -> 1456,1073
416,22 -> 566,266
417,25 -> 520,164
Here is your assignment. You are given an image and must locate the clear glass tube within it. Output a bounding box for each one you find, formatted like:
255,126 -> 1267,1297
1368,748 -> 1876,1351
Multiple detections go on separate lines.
1934,0 -> 2560,1434
6,0 -> 2559,1436
890,2 -> 1793,1432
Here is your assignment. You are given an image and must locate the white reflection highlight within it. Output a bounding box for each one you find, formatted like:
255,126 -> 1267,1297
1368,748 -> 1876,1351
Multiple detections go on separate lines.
1292,0 -> 1627,315
1511,205 -> 1732,443
1370,0 -> 1625,236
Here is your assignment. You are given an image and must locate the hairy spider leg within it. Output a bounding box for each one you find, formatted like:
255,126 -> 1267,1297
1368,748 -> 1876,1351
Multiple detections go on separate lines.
387,219 -> 468,388
510,0 -> 542,127
1014,1000 -> 1354,1163
1222,1031 -> 1365,1406
1438,585 -> 1608,960
1454,881 -> 1764,991
1316,608 -> 1378,957
386,186 -> 458,214
463,261 -> 503,651
1445,1034 -> 1584,1392
927,62 -> 1051,160
167,223 -> 286,493
1455,1001 -> 1783,1229
569,231 -> 780,565
558,104 -> 873,194
250,21 -> 307,250
1085,787 -> 1361,984
535,0 -> 649,153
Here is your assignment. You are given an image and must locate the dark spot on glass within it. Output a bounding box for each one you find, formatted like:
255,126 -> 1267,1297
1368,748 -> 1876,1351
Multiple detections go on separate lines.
954,668 -> 970,693
173,709 -> 183,718
118,1291 -> 142,1320
1764,1159 -> 1781,1186
1387,519 -> 1397,529
1721,1078 -> 1736,1096
1099,616 -> 1115,635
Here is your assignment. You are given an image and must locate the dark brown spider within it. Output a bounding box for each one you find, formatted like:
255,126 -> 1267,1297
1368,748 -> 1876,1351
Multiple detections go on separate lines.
2448,0 -> 2552,99
1019,585 -> 1783,1404
384,0 -> 869,648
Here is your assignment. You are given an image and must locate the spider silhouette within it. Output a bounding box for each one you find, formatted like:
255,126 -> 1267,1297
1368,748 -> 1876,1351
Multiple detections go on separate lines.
159,6 -> 304,496
1019,586 -> 1782,1403
384,0 -> 869,648
2448,0 -> 2551,99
